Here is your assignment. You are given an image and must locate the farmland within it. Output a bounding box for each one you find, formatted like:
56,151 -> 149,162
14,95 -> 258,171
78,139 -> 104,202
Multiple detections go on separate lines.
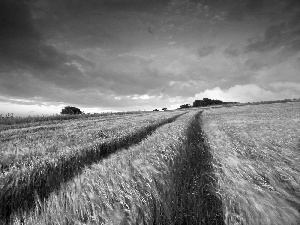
0,111 -> 186,223
202,102 -> 300,225
0,111 -> 183,172
0,102 -> 300,225
10,110 -> 223,224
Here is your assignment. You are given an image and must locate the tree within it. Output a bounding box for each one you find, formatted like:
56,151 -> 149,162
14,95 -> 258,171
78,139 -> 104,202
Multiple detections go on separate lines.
61,106 -> 83,115
193,100 -> 204,107
180,104 -> 191,109
193,98 -> 224,107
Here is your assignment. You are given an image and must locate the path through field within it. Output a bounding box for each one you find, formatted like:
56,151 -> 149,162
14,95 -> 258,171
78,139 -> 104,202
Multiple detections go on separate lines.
2,103 -> 299,224
5,110 -> 223,224
0,111 -> 184,223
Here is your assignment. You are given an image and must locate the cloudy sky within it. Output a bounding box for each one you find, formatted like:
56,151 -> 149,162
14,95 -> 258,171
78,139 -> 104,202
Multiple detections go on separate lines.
0,0 -> 300,116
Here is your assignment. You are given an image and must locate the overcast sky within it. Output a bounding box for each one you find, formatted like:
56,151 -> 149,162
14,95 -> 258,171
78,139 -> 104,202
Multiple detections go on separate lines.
0,0 -> 300,116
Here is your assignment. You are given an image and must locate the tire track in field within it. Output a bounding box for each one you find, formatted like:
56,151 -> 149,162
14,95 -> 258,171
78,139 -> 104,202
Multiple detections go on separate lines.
0,113 -> 185,224
171,112 -> 225,224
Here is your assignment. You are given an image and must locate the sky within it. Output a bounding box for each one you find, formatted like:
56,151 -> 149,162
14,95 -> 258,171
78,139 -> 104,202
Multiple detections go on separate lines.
0,0 -> 300,116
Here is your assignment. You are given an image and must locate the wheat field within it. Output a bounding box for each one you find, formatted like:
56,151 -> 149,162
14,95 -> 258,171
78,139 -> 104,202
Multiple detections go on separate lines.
0,111 -> 185,223
202,102 -> 300,225
1,103 -> 299,224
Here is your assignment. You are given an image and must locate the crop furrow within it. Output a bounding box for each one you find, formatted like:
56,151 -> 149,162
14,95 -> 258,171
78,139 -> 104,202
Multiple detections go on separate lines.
12,110 -> 224,225
0,112 -> 184,223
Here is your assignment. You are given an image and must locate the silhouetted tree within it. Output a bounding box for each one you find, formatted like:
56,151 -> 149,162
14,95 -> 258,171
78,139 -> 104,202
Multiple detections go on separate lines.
193,98 -> 224,107
180,104 -> 191,109
193,100 -> 204,107
61,106 -> 83,115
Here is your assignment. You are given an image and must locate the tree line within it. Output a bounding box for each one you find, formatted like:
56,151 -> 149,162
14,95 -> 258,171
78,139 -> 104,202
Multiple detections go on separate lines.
179,98 -> 239,109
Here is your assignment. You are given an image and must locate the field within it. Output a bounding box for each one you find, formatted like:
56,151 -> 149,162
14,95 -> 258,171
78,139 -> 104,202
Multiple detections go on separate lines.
0,111 -> 186,223
0,111 -> 182,172
202,102 -> 300,225
0,103 -> 299,224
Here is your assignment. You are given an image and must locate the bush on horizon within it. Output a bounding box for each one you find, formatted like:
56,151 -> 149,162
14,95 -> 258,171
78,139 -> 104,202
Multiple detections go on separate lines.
61,106 -> 83,115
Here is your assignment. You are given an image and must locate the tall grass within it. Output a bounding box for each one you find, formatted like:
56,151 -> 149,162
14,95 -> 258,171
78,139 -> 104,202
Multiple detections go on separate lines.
11,110 -> 224,224
0,111 -> 148,128
202,102 -> 300,225
0,112 -> 181,172
0,112 -> 184,223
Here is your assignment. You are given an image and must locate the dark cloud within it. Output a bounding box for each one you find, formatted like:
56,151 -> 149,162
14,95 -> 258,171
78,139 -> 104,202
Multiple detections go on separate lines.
1,0 -> 300,113
0,0 -> 39,59
102,0 -> 171,11
88,65 -> 174,96
148,25 -> 155,34
0,0 -> 39,40
196,46 -> 216,57
0,0 -> 173,106
245,24 -> 284,52
245,0 -> 264,14
40,0 -> 170,19
166,0 -> 287,22
226,0 -> 269,21
224,47 -> 239,57
221,0 -> 299,21
0,0 -> 95,92
244,58 -> 267,71
245,12 -> 300,54
284,0 -> 300,12
31,0 -> 121,49
30,0 -> 171,50
227,3 -> 246,21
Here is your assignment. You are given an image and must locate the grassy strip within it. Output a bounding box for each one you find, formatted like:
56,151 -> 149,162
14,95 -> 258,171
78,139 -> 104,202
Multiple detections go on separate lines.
13,110 -> 224,225
201,102 -> 300,225
0,111 -> 147,129
0,112 -> 180,173
0,113 -> 184,223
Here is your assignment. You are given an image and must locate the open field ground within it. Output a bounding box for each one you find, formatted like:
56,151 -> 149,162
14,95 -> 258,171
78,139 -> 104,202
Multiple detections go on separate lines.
202,102 -> 300,225
0,103 -> 299,225
0,111 -> 145,129
0,111 -> 183,172
0,111 -> 185,222
11,110 -> 223,224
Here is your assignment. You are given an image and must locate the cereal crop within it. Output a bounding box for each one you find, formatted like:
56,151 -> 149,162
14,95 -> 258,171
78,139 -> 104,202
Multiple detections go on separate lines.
201,102 -> 300,225
10,110 -> 222,224
0,111 -> 184,222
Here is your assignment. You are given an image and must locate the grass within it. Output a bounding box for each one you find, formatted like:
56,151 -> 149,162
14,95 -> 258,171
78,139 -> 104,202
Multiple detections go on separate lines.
10,110 -> 223,225
201,102 -> 300,225
0,111 -> 148,128
3,102 -> 299,224
0,111 -> 182,172
0,111 -> 184,223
